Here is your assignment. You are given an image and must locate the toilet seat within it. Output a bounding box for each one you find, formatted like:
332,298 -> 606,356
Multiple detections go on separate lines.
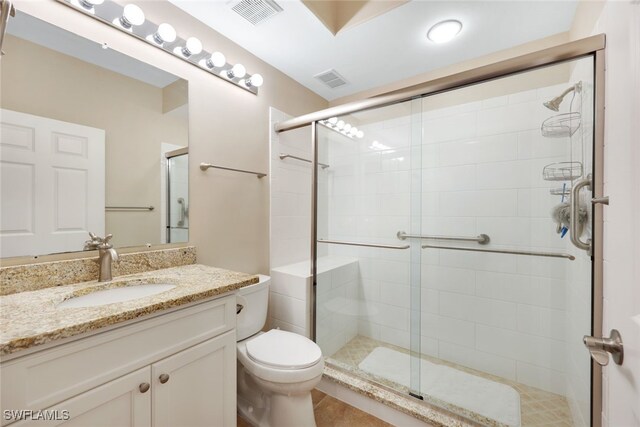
237,331 -> 324,384
246,329 -> 322,369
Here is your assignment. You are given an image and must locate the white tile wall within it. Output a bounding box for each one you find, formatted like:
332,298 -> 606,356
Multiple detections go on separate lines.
268,256 -> 360,357
269,108 -> 315,270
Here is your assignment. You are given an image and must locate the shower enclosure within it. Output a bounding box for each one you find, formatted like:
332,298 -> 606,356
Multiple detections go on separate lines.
275,36 -> 604,427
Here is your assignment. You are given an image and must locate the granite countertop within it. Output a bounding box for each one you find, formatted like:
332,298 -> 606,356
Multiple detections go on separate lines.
0,264 -> 258,356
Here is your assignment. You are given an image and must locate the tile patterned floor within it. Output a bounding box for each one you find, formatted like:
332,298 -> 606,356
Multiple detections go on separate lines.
237,389 -> 391,427
331,335 -> 574,427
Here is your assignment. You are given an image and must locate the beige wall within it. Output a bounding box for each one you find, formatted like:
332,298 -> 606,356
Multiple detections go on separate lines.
1,35 -> 188,249
11,0 -> 328,274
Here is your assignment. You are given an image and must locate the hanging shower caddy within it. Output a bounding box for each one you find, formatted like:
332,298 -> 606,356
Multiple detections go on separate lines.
542,161 -> 584,181
541,112 -> 582,138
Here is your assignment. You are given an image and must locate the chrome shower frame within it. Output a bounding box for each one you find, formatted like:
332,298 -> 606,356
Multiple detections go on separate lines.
275,34 -> 606,427
0,0 -> 15,56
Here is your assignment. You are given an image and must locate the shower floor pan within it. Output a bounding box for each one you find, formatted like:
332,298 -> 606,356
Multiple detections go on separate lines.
330,336 -> 573,426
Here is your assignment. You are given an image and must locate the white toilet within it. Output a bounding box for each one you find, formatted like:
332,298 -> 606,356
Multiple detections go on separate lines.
236,275 -> 324,427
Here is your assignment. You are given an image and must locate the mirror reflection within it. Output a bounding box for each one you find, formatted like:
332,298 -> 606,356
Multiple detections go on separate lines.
0,12 -> 189,258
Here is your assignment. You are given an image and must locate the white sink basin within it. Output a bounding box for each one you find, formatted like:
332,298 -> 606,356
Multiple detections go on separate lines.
58,284 -> 176,308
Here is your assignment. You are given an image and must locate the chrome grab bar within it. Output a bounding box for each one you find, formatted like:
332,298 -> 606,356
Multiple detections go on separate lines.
570,175 -> 592,254
106,206 -> 154,211
200,162 -> 266,178
397,231 -> 490,245
280,153 -> 329,169
421,243 -> 575,260
318,239 -> 410,250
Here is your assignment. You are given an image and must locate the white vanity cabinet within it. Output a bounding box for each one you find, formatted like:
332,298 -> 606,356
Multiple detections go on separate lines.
1,295 -> 237,427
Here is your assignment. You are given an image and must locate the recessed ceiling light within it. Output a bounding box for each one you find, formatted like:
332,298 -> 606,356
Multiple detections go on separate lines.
427,20 -> 463,43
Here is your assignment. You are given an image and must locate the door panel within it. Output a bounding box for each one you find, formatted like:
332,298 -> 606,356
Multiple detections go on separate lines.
0,109 -> 105,257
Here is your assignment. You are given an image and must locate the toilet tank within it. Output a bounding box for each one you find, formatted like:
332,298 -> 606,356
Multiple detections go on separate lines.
236,275 -> 270,341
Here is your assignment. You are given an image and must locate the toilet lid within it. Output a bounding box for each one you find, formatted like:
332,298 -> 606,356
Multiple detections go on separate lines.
246,330 -> 322,370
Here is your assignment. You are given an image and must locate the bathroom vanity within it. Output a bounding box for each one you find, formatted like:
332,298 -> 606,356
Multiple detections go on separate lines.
0,264 -> 258,427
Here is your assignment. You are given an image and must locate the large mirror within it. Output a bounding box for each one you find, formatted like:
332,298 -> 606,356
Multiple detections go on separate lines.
0,12 -> 189,259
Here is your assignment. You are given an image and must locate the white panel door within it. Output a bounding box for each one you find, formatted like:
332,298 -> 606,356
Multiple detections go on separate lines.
152,331 -> 236,427
0,109 -> 105,257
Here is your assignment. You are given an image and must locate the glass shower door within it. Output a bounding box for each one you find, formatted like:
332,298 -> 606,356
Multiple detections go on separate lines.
417,55 -> 595,426
314,98 -> 424,397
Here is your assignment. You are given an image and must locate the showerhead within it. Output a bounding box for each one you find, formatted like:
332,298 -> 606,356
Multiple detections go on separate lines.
543,98 -> 562,112
543,81 -> 582,112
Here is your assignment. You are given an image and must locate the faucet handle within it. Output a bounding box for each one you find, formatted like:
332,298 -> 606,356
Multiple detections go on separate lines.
84,232 -> 100,250
98,234 -> 114,249
84,232 -> 114,250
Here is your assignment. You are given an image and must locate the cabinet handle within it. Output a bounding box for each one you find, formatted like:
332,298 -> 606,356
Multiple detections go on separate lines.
159,374 -> 170,384
139,383 -> 150,393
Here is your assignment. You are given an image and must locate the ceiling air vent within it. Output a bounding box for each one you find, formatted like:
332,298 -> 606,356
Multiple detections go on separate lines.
314,69 -> 348,89
230,0 -> 283,26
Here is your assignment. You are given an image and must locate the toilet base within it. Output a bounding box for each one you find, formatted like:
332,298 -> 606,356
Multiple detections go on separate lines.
269,392 -> 316,427
237,363 -> 321,427
238,392 -> 317,427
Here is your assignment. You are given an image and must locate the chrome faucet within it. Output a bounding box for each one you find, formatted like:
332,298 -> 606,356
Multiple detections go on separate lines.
84,232 -> 119,282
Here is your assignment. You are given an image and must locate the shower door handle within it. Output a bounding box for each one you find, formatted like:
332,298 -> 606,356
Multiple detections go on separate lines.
177,198 -> 187,227
570,176 -> 592,254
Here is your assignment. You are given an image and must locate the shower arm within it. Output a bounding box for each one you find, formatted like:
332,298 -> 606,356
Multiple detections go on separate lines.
557,85 -> 577,100
544,81 -> 582,111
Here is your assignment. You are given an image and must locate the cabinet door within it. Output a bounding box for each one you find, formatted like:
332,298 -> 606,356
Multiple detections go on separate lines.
10,367 -> 151,427
152,331 -> 236,427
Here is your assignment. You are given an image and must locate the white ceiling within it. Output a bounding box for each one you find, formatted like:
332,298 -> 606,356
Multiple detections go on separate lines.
168,0 -> 578,101
7,11 -> 180,88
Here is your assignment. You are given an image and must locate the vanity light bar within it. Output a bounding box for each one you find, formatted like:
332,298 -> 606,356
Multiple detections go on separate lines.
58,0 -> 263,95
318,117 -> 364,139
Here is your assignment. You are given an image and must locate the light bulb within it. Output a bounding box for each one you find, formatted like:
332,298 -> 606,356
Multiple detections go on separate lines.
182,37 -> 202,57
227,63 -> 246,79
120,4 -> 145,28
328,117 -> 338,125
246,73 -> 263,88
343,123 -> 352,133
349,127 -> 358,135
206,51 -> 226,68
427,20 -> 462,43
336,120 -> 345,129
356,130 -> 364,139
153,23 -> 176,44
79,0 -> 104,9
